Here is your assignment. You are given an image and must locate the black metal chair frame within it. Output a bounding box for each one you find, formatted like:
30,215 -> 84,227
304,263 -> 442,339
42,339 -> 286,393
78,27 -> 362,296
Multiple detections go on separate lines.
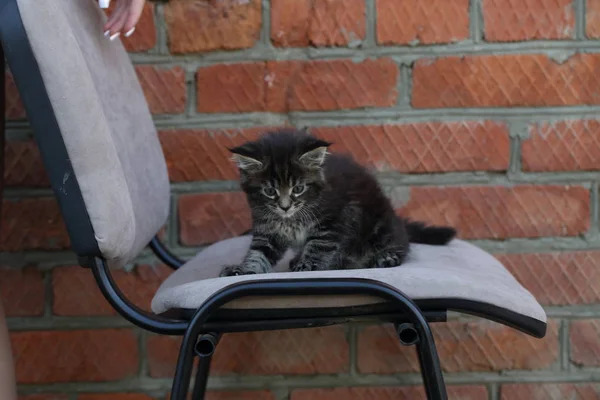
0,1 -> 546,398
90,248 -> 449,399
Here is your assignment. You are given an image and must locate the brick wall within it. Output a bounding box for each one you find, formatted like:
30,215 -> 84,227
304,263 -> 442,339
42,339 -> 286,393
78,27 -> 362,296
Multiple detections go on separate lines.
3,0 -> 600,399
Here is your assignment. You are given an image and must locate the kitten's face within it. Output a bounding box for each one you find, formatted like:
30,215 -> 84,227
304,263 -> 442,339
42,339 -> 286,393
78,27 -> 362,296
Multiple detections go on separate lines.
228,130 -> 330,221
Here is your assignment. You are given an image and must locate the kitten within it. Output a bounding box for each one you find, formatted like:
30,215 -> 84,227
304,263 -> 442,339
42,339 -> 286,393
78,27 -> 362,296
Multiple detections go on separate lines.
219,128 -> 456,277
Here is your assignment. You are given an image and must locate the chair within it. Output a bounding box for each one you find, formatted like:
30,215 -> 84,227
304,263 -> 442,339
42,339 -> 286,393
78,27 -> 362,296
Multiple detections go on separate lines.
0,1 -> 547,399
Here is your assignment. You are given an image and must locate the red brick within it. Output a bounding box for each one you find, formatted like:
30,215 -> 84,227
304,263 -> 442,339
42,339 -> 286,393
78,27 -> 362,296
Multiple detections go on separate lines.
159,128 -> 265,182
400,185 -> 590,239
497,251 -> 600,306
358,321 -> 559,373
482,0 -> 574,41
284,59 -> 398,111
0,198 -> 69,252
0,267 -> 44,317
197,59 -> 398,113
164,0 -> 261,54
206,391 -> 276,400
376,0 -> 469,45
78,395 -> 154,400
159,122 -> 507,182
149,327 -> 349,376
291,386 -> 487,400
146,335 -> 182,378
5,140 -> 49,187
522,120 -> 600,171
500,383 -> 600,400
52,264 -> 171,316
18,396 -> 68,400
314,121 -> 510,173
587,0 -> 600,38
105,2 -> 156,51
196,63 -> 265,113
211,327 -> 349,375
271,0 -> 365,47
11,329 -> 138,383
5,72 -> 26,120
135,66 -> 186,114
570,319 -> 600,367
413,54 -> 600,108
178,192 -> 251,246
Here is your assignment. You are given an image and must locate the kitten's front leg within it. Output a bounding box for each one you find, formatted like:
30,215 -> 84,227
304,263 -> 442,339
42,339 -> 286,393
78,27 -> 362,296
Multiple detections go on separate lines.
290,231 -> 340,272
220,234 -> 287,277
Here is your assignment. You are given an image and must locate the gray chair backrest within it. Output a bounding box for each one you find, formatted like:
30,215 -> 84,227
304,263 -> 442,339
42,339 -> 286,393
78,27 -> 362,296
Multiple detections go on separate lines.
1,0 -> 170,268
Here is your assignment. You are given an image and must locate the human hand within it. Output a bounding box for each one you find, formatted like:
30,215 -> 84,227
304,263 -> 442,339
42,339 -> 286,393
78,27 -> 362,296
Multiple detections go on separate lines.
98,0 -> 146,41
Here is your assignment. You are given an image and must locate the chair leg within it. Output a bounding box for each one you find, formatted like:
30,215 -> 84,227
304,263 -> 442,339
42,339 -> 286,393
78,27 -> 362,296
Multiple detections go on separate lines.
191,333 -> 219,400
171,332 -> 220,400
396,323 -> 448,400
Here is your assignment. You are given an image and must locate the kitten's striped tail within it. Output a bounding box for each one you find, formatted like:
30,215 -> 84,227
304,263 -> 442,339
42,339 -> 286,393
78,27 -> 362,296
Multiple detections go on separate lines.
403,218 -> 457,245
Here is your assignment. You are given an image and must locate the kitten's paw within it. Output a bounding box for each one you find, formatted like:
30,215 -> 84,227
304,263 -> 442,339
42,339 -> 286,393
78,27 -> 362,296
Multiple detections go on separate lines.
219,264 -> 257,277
374,251 -> 405,268
290,258 -> 318,272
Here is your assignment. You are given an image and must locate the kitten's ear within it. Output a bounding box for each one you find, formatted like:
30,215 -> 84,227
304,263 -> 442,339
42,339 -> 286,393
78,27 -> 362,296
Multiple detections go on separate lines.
229,145 -> 263,172
298,145 -> 330,169
230,154 -> 263,172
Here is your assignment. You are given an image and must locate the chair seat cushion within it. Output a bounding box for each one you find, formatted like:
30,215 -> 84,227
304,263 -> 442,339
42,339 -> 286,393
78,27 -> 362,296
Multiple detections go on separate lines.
151,236 -> 546,330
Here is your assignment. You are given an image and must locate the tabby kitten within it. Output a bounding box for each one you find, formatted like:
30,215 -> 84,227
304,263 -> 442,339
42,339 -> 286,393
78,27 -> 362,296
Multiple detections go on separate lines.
219,128 -> 456,277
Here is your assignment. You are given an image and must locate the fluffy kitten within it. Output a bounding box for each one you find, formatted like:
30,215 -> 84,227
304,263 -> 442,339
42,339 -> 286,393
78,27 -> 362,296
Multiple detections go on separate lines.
219,128 -> 456,277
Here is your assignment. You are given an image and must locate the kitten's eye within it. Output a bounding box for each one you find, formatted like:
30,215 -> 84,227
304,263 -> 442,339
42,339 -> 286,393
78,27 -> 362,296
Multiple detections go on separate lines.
263,187 -> 277,197
292,184 -> 305,195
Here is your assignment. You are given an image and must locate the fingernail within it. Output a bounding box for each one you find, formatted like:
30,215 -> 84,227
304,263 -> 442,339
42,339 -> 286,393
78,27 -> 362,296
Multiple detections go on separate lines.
104,30 -> 110,37
109,32 -> 120,41
124,27 -> 135,37
99,0 -> 110,8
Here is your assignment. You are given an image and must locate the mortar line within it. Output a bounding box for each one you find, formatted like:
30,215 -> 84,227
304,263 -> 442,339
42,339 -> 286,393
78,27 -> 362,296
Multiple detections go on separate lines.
364,0 -> 377,47
139,329 -> 150,378
43,269 -> 53,318
10,107 -> 600,131
168,193 -> 180,248
488,382 -> 499,400
147,1 -> 161,55
590,182 -> 599,236
348,324 -> 358,376
575,0 -> 586,40
17,371 -> 600,393
127,39 -> 600,65
507,136 -> 522,180
260,0 -> 272,47
4,171 -> 600,195
398,64 -> 412,109
470,0 -> 483,43
155,2 -> 169,55
185,69 -> 197,118
561,319 -> 571,371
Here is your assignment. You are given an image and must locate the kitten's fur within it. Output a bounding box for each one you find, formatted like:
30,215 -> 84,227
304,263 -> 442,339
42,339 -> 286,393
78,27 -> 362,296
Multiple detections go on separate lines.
219,128 -> 456,277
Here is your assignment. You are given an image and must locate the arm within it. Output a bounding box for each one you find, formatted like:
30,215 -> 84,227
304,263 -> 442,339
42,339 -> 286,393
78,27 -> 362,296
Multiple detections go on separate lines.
290,229 -> 341,272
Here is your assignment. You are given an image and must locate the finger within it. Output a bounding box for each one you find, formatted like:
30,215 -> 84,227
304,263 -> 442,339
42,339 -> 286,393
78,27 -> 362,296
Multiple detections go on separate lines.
103,1 -> 126,34
109,7 -> 130,39
123,0 -> 145,35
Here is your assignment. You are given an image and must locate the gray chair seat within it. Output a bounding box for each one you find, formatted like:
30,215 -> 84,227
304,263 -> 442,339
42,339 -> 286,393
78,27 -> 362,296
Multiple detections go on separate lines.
152,237 -> 547,337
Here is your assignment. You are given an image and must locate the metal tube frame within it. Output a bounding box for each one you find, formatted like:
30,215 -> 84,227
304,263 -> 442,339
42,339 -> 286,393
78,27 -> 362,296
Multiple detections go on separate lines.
88,247 -> 449,400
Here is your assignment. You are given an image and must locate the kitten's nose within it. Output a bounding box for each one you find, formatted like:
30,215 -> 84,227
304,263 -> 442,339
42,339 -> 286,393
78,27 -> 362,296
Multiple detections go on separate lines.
279,204 -> 291,211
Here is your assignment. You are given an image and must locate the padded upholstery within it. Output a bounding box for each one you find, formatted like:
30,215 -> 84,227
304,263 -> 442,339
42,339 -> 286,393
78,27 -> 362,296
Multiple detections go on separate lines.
16,0 -> 170,268
152,236 -> 547,325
